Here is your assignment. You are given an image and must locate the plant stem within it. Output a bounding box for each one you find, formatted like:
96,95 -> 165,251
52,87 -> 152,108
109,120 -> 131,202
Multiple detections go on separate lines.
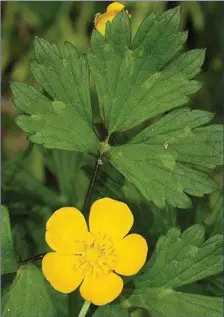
77,300 -> 91,317
83,152 -> 103,211
21,253 -> 46,264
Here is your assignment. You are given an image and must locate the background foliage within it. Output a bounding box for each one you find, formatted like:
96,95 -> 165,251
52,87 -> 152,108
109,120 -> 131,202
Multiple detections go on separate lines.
1,2 -> 223,317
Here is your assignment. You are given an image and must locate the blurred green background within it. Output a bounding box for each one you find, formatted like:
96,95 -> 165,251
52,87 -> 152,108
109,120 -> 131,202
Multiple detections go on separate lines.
1,3 -> 223,315
1,1 -> 222,160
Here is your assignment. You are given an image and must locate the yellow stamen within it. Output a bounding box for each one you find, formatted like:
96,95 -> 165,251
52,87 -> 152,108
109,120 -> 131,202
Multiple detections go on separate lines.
74,233 -> 117,278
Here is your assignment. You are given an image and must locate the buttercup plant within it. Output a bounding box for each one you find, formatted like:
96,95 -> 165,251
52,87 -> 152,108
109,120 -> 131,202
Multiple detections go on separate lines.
42,198 -> 148,306
2,2 -> 223,317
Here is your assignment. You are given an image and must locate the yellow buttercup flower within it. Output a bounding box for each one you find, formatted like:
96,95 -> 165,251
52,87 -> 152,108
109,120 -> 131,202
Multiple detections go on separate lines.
95,2 -> 130,36
42,198 -> 148,306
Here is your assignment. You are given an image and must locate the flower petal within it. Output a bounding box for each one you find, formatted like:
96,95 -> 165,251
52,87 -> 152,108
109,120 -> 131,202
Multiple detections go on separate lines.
95,11 -> 116,36
80,272 -> 123,306
89,198 -> 133,240
106,2 -> 125,12
46,207 -> 88,253
42,252 -> 84,293
115,234 -> 148,276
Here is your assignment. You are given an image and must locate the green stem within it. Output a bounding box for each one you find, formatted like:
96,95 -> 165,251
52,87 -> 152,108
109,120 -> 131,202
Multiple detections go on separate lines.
83,152 -> 103,211
78,300 -> 91,317
20,253 -> 46,264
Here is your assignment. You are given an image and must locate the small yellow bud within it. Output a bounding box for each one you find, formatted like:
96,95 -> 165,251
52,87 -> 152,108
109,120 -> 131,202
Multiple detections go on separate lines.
106,2 -> 125,12
94,2 -> 130,36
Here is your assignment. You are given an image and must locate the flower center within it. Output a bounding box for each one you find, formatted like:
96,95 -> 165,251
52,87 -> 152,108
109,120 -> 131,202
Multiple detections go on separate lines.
85,248 -> 99,263
75,232 -> 117,278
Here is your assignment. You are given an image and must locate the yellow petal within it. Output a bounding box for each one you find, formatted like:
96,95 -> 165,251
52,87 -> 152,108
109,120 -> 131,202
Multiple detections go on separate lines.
106,2 -> 125,13
80,272 -> 123,305
89,198 -> 133,240
46,207 -> 88,253
42,252 -> 84,293
115,234 -> 148,276
95,11 -> 117,36
95,2 -> 130,36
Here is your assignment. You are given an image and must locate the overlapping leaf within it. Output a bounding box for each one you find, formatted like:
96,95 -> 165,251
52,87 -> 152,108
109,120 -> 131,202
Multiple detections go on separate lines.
206,273 -> 223,297
2,265 -> 56,317
11,38 -> 99,153
136,224 -> 223,288
88,7 -> 203,133
93,303 -> 129,317
1,206 -> 19,275
149,204 -> 177,237
2,162 -> 61,209
44,149 -> 88,207
124,289 -> 223,317
94,224 -> 223,317
205,188 -> 223,236
109,108 -> 222,208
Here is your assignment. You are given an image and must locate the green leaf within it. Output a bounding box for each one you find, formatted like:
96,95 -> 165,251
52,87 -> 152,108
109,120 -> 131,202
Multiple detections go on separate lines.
88,8 -> 203,133
67,291 -> 84,317
47,285 -> 68,317
137,224 -> 223,288
1,206 -> 19,274
94,289 -> 223,317
24,206 -> 52,255
93,302 -> 129,317
2,162 -> 62,209
44,149 -> 88,206
206,273 -> 223,297
2,265 -> 56,317
149,204 -> 177,237
94,224 -> 223,317
165,49 -> 205,79
109,108 -> 222,208
11,38 -> 99,153
44,149 -> 96,209
124,288 -> 223,317
205,189 -> 223,236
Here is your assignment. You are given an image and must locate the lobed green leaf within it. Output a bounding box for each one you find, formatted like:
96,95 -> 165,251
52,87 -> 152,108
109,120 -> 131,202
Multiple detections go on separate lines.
136,224 -> 223,288
109,108 -> 222,208
89,8 -> 204,133
11,38 -> 99,153
94,224 -> 223,317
